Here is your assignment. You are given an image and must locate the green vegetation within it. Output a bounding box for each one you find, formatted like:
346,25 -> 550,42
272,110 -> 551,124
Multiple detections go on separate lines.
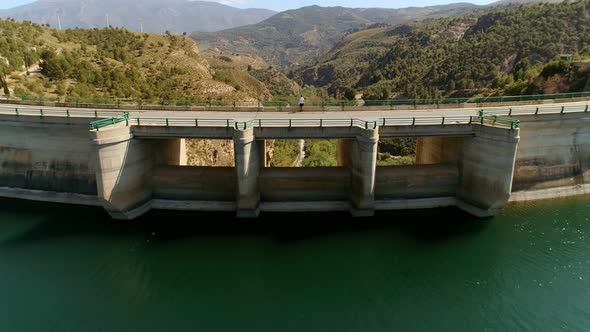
379,139 -> 416,156
269,140 -> 301,167
302,140 -> 337,167
377,155 -> 416,166
0,19 -> 302,101
377,138 -> 416,166
293,1 -> 590,99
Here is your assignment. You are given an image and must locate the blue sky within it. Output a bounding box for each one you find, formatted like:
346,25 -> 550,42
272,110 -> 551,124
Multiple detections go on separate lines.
0,0 -> 497,11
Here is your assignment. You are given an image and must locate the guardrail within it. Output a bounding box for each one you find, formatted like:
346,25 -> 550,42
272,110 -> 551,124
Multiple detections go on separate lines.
5,102 -> 587,131
128,117 -> 241,128
3,91 -> 590,110
0,105 -> 124,118
478,111 -> 520,129
122,115 -> 507,130
89,112 -> 130,130
482,103 -> 589,116
363,91 -> 590,106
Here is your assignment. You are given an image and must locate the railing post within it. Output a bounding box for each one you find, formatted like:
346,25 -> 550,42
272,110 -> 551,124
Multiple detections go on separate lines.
226,119 -> 230,127
195,119 -> 198,127
412,117 -> 415,126
561,106 -> 565,114
40,109 -> 43,118
320,119 -> 323,128
289,119 -> 292,128
586,105 -> 589,112
137,118 -> 140,126
166,118 -> 169,126
469,116 -> 472,124
350,118 -> 353,127
382,118 -> 386,126
508,108 -> 512,116
441,117 -> 445,125
535,107 -> 539,115
15,108 -> 18,116
94,110 -> 98,118
259,119 -> 261,127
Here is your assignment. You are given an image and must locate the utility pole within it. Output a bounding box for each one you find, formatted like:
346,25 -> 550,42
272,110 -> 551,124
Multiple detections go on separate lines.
139,18 -> 143,33
105,13 -> 109,28
56,13 -> 62,30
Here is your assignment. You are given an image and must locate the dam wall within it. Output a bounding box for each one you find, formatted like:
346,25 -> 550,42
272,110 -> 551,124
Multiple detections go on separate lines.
0,116 -> 98,202
2,109 -> 588,219
509,113 -> 590,200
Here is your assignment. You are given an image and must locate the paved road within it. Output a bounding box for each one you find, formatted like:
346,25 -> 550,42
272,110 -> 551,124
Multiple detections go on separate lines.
0,100 -> 588,121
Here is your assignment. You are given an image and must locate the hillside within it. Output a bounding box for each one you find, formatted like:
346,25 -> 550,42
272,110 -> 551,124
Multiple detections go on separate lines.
291,1 -> 590,99
0,0 -> 275,34
191,4 -> 479,68
0,18 -> 298,101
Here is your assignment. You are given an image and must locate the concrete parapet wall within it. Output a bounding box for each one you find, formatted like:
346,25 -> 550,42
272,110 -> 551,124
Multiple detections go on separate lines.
379,124 -> 476,138
132,125 -> 234,139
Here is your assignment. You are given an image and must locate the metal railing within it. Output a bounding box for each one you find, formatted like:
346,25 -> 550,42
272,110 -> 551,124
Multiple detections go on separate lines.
123,114 -> 508,130
4,91 -> 590,110
89,112 -> 130,130
5,101 -> 588,131
478,111 -> 520,129
129,117 -> 240,128
363,91 -> 590,106
0,105 -> 123,118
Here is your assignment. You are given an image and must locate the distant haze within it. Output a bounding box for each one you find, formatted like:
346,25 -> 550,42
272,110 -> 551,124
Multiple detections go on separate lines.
2,0 -> 499,11
0,0 -> 276,33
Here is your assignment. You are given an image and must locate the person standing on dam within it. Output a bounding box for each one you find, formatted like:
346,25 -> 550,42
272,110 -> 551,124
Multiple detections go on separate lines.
299,96 -> 305,112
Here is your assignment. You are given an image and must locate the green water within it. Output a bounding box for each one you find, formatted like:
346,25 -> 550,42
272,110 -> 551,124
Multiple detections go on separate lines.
0,197 -> 589,331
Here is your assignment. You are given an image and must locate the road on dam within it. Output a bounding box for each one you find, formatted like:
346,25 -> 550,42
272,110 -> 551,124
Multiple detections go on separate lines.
1,100 -> 588,121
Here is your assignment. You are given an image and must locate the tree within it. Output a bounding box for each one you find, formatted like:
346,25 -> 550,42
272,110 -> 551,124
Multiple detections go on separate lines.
342,86 -> 357,100
55,82 -> 66,96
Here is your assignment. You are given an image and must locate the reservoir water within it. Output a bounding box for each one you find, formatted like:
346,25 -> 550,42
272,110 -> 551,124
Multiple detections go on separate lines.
0,196 -> 589,331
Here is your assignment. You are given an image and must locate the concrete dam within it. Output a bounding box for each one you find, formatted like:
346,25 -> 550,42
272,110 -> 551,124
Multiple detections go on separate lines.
0,102 -> 588,219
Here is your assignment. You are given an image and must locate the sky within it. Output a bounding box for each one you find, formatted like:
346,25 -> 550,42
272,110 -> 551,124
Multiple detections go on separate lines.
0,0 -> 497,11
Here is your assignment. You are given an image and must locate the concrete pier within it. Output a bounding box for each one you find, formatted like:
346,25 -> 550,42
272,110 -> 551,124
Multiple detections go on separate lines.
350,128 -> 379,216
91,126 -> 152,219
234,127 -> 261,218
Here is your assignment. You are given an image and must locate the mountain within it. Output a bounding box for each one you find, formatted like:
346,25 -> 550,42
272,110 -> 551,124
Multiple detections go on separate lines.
291,0 -> 590,99
0,18 -> 299,101
191,4 -> 480,68
491,0 -> 563,4
0,0 -> 276,33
